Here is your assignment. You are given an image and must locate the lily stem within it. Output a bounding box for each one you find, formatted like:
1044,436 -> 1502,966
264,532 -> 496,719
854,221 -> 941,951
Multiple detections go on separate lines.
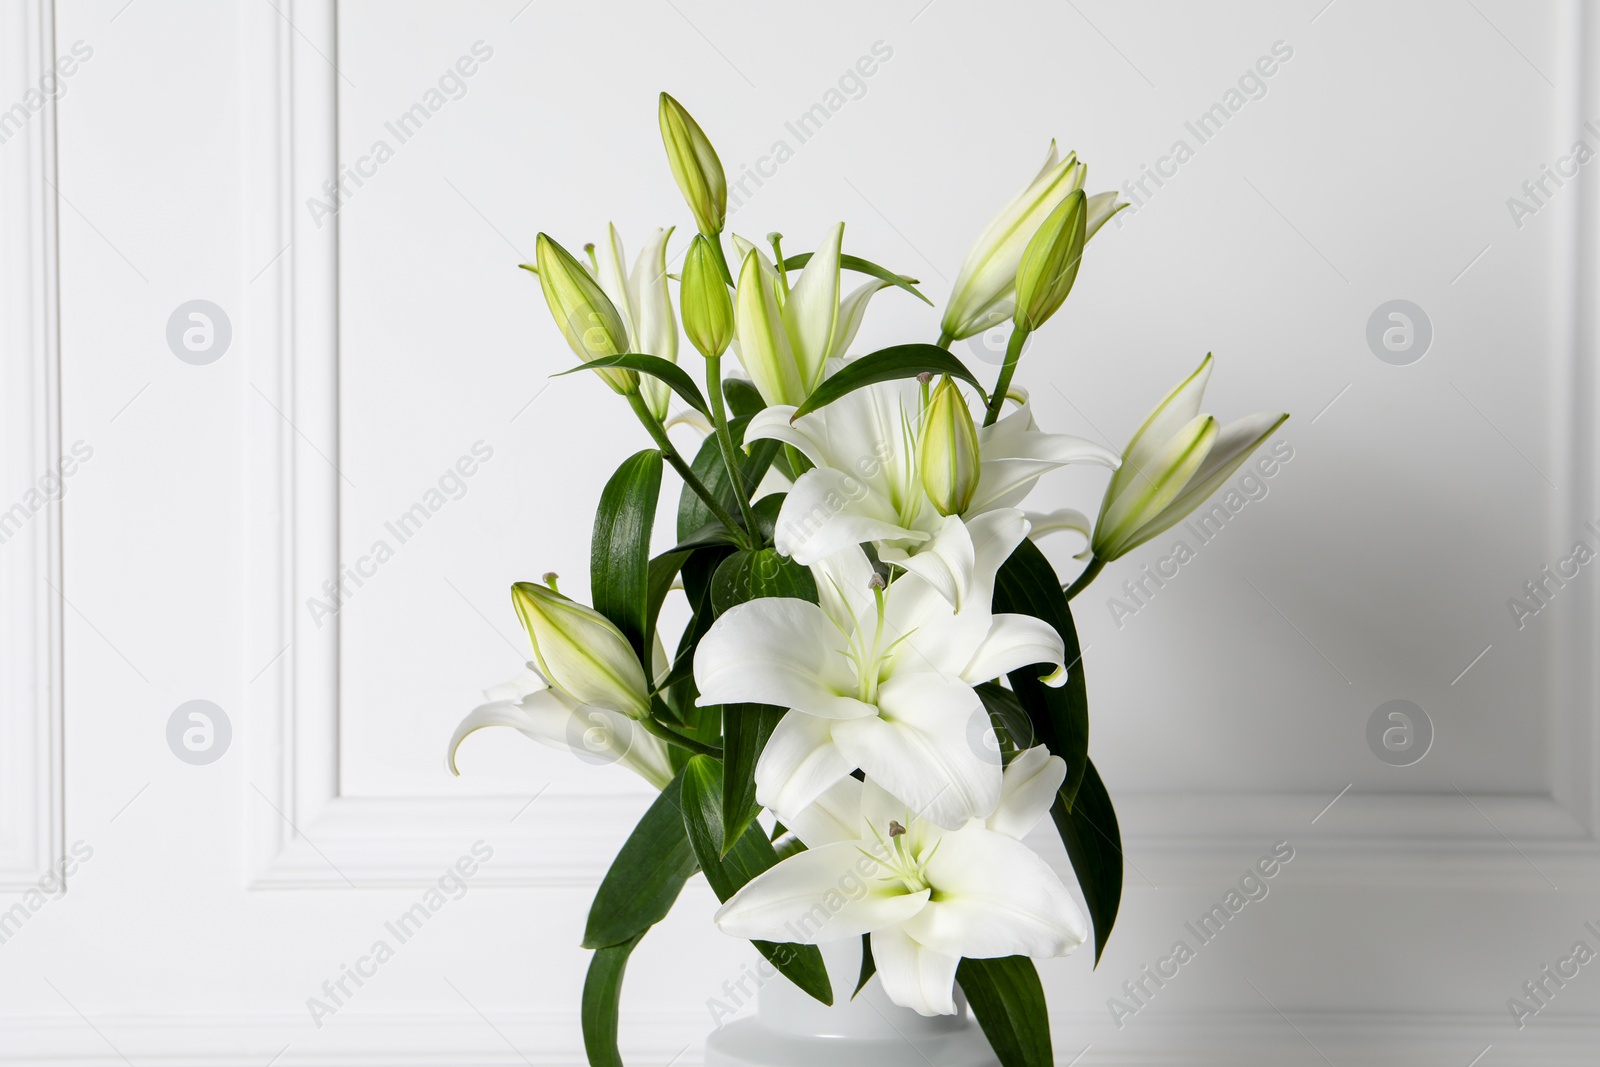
627,391 -> 754,549
705,353 -> 763,541
641,714 -> 723,759
983,325 -> 1030,427
708,231 -> 734,288
935,330 -> 953,349
1063,555 -> 1104,600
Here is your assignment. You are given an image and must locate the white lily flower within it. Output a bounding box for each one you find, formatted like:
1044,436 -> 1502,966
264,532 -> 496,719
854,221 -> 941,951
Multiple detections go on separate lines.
714,755 -> 1086,1016
1092,355 -> 1289,561
749,379 -> 1117,608
446,664 -> 673,790
693,519 -> 1067,830
942,143 -> 1124,341
593,225 -> 679,419
730,224 -> 891,406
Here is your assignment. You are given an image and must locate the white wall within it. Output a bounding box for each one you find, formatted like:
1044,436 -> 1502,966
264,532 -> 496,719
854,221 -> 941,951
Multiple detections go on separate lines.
2,0 -> 1598,1062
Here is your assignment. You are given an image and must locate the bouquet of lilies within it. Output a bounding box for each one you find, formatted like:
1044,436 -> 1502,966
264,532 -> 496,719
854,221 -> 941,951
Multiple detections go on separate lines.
448,94 -> 1287,1067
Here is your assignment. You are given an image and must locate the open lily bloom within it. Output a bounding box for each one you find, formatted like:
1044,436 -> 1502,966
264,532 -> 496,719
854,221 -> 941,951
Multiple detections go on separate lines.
446,665 -> 674,790
730,223 -> 892,406
694,514 -> 1066,829
749,379 -> 1117,608
1092,354 -> 1289,561
591,225 -> 678,419
715,753 -> 1086,1016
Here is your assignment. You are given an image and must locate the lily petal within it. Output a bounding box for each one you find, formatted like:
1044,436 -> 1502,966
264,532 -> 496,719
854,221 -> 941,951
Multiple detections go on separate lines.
631,226 -> 678,417
773,467 -> 925,565
755,711 -> 857,821
1084,190 -> 1126,241
972,422 -> 1120,515
904,826 -> 1087,959
594,223 -> 637,338
988,746 -> 1066,840
961,613 -> 1066,688
715,841 -> 932,943
870,926 -> 960,1017
831,670 -> 1001,830
1096,413 -> 1218,559
1107,354 -> 1213,508
1124,411 -> 1289,551
447,689 -> 572,774
783,222 -> 843,389
783,775 -> 865,850
735,249 -> 806,406
695,598 -> 874,719
829,276 -> 893,362
881,513 -> 974,612
1024,507 -> 1093,550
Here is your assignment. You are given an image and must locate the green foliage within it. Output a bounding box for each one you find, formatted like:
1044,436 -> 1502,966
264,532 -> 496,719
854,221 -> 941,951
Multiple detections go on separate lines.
556,353 -> 711,416
581,768 -> 698,949
789,344 -> 988,421
591,450 -> 663,661
956,956 -> 1052,1067
679,756 -> 833,1005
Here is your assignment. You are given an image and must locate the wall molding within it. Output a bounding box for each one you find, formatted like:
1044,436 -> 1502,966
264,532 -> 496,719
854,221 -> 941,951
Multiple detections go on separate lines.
0,0 -> 65,891
242,0 -> 1600,891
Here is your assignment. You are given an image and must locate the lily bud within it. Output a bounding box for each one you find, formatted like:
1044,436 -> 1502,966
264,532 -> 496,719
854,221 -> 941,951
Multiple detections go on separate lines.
681,234 -> 734,359
659,92 -> 727,237
533,233 -> 637,395
511,581 -> 651,720
943,144 -> 1126,341
733,247 -> 807,405
1013,189 -> 1086,333
1091,355 -> 1289,560
919,377 -> 982,517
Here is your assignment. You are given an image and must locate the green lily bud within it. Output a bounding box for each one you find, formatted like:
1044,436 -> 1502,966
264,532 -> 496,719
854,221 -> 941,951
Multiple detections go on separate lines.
943,143 -> 1126,341
919,376 -> 982,517
681,234 -> 734,359
659,92 -> 727,237
1013,189 -> 1086,332
1092,355 -> 1289,560
511,581 -> 650,720
533,233 -> 637,395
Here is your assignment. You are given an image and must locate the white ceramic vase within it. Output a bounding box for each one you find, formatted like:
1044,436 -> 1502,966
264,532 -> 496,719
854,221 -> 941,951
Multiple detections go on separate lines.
704,939 -> 998,1067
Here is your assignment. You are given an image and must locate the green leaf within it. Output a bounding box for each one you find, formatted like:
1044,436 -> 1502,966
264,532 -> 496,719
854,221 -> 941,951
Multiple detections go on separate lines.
556,353 -> 710,416
592,450 -> 663,662
721,704 -> 785,853
974,682 -> 1041,763
722,377 -> 767,417
661,550 -> 730,771
676,415 -> 780,542
854,933 -> 876,998
790,344 -> 988,422
956,956 -> 1052,1067
751,492 -> 785,544
1051,757 -> 1123,965
581,768 -> 698,949
669,522 -> 743,554
991,539 -> 1123,963
781,251 -> 933,306
711,548 -> 819,615
581,931 -> 644,1067
992,538 -> 1087,810
680,755 -> 833,1006
645,549 -> 691,658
